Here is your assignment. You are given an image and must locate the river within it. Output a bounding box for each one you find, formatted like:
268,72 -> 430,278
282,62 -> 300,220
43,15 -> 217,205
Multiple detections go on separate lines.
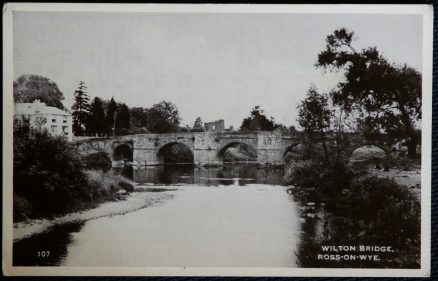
14,164 -> 309,267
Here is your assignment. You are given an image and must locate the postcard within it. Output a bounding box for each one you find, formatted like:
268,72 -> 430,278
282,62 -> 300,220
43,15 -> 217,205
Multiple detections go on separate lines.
2,3 -> 432,277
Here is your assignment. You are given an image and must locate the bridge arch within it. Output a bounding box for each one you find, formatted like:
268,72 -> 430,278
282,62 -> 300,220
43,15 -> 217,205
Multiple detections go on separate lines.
348,144 -> 390,161
282,143 -> 304,163
282,143 -> 303,157
113,143 -> 133,162
157,142 -> 194,164
217,141 -> 258,163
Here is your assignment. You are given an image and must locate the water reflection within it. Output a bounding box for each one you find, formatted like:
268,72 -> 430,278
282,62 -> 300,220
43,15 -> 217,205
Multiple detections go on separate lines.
14,164 -> 299,267
13,222 -> 85,266
130,164 -> 284,186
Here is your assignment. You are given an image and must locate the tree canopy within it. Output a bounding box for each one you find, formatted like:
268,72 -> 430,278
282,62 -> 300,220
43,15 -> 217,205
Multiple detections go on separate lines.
71,81 -> 91,136
316,28 -> 422,157
87,97 -> 106,136
297,87 -> 332,161
240,106 -> 276,131
147,101 -> 181,133
192,117 -> 204,132
14,74 -> 65,109
115,103 -> 131,135
105,97 -> 118,135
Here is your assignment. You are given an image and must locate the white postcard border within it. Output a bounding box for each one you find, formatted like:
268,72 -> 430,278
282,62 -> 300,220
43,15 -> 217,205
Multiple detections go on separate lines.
2,3 -> 433,277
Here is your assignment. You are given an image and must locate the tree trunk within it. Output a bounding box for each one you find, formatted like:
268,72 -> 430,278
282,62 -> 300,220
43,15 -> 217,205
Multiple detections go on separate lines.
406,137 -> 418,159
321,133 -> 329,163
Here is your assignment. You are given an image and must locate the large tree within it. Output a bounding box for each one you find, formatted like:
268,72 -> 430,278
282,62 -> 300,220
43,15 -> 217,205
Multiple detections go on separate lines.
87,97 -> 106,136
115,103 -> 131,135
14,74 -> 65,109
316,28 -> 422,158
240,106 -> 276,131
147,101 -> 181,133
297,87 -> 332,161
105,97 -> 118,136
192,117 -> 204,132
71,81 -> 91,136
130,107 -> 149,128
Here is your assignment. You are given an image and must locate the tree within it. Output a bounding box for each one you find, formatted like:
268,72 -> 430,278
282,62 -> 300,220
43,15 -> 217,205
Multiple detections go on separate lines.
14,74 -> 65,109
115,103 -> 131,135
240,106 -> 276,131
130,107 -> 149,129
105,97 -> 118,136
13,121 -> 90,220
71,81 -> 91,136
192,117 -> 204,132
87,97 -> 106,136
297,87 -> 332,161
147,101 -> 181,133
316,28 -> 422,158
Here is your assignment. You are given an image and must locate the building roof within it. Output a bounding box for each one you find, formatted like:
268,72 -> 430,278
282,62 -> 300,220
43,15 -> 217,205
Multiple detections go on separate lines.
14,100 -> 71,116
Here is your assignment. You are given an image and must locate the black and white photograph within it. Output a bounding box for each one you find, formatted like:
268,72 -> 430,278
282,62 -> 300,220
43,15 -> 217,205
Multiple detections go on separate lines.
2,3 -> 432,277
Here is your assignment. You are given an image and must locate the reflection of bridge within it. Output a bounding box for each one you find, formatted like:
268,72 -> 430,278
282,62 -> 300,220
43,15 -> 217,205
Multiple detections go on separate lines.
75,131 -> 391,166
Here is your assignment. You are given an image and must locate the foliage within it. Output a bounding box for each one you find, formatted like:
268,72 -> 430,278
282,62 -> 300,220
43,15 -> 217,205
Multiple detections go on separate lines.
13,74 -> 65,109
83,152 -> 112,169
316,28 -> 422,158
105,97 -> 118,135
115,103 -> 131,135
130,107 -> 149,132
222,143 -> 257,162
13,122 -> 90,220
85,170 -> 134,201
289,160 -> 353,197
291,163 -> 420,268
240,106 -> 276,131
71,81 -> 91,136
297,87 -> 332,161
87,97 -> 106,136
192,117 -> 204,132
147,101 -> 181,133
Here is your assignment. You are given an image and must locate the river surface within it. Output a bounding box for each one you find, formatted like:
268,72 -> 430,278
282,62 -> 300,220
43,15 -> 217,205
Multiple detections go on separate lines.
14,164 -> 307,267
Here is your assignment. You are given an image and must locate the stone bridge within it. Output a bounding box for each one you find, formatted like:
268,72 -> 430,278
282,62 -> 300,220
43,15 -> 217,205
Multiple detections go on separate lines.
74,131 -> 392,166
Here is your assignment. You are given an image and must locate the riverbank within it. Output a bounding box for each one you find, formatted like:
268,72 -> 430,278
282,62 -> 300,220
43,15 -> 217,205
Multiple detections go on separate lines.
13,190 -> 174,242
371,168 -> 421,200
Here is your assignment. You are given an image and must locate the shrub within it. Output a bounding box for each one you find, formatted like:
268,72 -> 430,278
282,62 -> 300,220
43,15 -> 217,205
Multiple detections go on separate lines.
13,193 -> 32,222
83,152 -> 111,168
288,160 -> 353,197
84,170 -> 135,202
14,126 -> 90,221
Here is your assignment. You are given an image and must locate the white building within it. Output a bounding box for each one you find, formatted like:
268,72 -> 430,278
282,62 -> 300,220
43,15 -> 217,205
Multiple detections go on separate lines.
14,100 -> 73,142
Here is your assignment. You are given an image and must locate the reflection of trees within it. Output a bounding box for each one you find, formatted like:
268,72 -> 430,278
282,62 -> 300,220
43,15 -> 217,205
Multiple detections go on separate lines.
294,177 -> 421,268
131,164 -> 285,186
134,165 -> 195,185
13,222 -> 85,266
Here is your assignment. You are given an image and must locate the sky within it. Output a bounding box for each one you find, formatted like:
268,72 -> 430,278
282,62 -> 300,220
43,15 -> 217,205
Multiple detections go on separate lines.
13,11 -> 423,129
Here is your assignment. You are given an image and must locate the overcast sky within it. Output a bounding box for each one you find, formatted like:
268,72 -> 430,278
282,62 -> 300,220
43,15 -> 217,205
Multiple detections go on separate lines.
13,11 -> 422,128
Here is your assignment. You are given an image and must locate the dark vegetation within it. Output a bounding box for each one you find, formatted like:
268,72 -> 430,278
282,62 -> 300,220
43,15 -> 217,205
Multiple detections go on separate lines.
290,28 -> 421,268
221,143 -> 257,163
13,121 -> 134,223
14,74 -> 65,109
289,160 -> 420,268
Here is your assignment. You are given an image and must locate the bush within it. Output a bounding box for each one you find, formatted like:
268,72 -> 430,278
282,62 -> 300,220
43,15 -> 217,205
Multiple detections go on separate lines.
85,170 -> 135,201
14,126 -> 91,221
288,160 -> 353,197
83,152 -> 111,168
13,193 -> 32,222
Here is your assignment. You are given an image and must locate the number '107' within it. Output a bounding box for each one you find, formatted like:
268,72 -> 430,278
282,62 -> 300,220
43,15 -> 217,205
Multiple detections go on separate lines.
37,251 -> 50,257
